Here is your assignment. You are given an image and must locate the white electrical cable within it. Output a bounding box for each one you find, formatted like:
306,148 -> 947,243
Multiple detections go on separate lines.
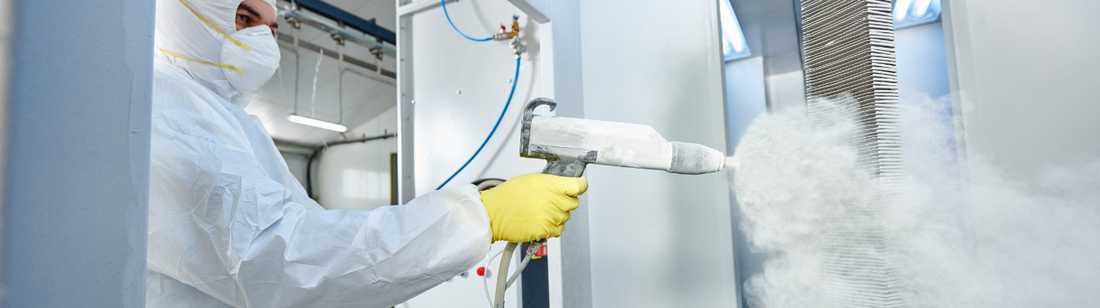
481,241 -> 545,308
493,243 -> 517,308
482,249 -> 506,308
506,242 -> 543,288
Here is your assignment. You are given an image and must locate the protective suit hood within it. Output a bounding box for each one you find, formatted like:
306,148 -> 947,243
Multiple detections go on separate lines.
155,0 -> 278,107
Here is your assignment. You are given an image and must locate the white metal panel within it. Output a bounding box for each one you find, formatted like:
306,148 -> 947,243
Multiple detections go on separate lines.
316,107 -> 399,210
896,23 -> 951,101
764,70 -> 807,113
405,242 -> 523,308
726,56 -> 767,151
578,0 -> 739,307
408,0 -> 544,196
3,0 -> 153,305
0,0 -> 12,279
506,0 -> 550,24
281,153 -> 309,186
399,0 -> 546,306
941,0 -> 1100,178
724,56 -> 766,308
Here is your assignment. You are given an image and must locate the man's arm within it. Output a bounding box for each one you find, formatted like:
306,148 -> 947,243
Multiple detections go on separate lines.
148,85 -> 490,307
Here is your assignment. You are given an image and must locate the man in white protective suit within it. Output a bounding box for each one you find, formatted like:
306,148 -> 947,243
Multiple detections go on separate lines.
147,0 -> 588,307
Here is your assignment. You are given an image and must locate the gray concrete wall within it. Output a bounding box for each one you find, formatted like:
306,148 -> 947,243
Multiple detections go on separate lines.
1,0 -> 154,306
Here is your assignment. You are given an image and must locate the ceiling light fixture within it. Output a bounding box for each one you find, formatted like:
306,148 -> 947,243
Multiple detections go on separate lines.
720,0 -> 751,61
287,114 -> 348,132
894,0 -> 912,21
913,0 -> 933,17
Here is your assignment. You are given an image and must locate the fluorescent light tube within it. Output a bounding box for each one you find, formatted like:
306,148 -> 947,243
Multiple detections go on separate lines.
719,0 -> 751,61
719,0 -> 745,52
287,114 -> 348,132
913,0 -> 932,17
895,0 -> 912,20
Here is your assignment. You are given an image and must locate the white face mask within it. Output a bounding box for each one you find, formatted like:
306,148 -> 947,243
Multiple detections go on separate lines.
222,25 -> 280,107
155,0 -> 281,107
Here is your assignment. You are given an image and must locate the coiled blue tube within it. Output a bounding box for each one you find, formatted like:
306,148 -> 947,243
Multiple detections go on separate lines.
436,56 -> 521,190
442,0 -> 493,42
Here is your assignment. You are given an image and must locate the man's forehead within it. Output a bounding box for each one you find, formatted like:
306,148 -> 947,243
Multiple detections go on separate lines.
241,0 -> 277,13
238,0 -> 277,22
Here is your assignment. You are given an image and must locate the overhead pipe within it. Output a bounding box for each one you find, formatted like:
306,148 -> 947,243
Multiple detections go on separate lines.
278,1 -> 397,58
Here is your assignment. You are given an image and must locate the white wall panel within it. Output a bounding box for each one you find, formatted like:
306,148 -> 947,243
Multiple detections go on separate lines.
401,1 -> 740,307
317,107 -> 399,210
282,153 -> 310,187
399,0 -> 547,307
896,23 -> 951,101
724,55 -> 767,308
726,56 -> 768,150
2,0 -> 153,305
409,0 -> 545,195
579,0 -> 739,307
764,70 -> 807,114
942,0 -> 1100,178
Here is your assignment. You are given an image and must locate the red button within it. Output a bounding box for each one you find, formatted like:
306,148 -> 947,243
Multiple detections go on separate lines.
477,267 -> 486,276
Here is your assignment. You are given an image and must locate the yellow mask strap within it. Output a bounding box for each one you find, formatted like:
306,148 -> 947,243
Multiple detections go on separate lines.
157,47 -> 244,75
177,0 -> 251,50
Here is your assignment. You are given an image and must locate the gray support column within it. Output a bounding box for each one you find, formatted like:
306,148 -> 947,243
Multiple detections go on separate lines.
550,0 -> 591,307
1,0 -> 154,306
0,0 -> 13,284
396,10 -> 416,204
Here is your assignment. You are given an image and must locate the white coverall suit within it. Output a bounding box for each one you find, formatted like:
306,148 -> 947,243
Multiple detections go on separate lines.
146,0 -> 491,306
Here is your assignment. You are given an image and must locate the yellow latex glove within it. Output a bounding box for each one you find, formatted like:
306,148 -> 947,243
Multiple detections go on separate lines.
479,173 -> 589,243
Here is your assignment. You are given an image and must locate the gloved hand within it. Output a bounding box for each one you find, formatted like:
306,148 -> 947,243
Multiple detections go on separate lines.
479,173 -> 589,243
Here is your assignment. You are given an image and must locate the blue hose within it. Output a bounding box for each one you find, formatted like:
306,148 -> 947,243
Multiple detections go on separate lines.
436,56 -> 521,190
442,0 -> 493,42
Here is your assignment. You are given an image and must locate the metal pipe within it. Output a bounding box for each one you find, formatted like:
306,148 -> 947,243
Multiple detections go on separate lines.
277,38 -> 396,81
291,0 -> 395,44
305,132 -> 398,199
292,46 -> 300,116
279,9 -> 397,58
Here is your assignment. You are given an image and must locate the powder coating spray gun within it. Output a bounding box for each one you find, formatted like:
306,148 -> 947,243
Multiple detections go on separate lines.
520,97 -> 739,176
489,98 -> 740,307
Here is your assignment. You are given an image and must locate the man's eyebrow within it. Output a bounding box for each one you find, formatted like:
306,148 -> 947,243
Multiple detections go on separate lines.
238,3 -> 261,20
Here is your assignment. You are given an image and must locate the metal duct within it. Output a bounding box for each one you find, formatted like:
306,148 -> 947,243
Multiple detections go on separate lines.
799,0 -> 906,307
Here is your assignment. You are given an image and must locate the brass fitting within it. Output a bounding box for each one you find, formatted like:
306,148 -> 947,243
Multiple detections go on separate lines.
493,15 -> 521,41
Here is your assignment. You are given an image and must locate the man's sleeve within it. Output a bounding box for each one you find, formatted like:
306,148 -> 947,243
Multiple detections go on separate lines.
147,104 -> 491,307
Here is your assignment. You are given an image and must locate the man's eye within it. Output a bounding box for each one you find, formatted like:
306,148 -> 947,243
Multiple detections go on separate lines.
237,14 -> 248,22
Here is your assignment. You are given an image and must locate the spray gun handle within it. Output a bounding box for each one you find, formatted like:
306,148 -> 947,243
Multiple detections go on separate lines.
521,98 -> 588,178
541,160 -> 587,177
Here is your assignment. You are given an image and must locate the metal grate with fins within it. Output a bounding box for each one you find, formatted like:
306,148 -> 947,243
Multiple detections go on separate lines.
800,0 -> 906,307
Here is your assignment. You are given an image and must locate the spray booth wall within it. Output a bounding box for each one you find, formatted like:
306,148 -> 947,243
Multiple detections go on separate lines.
399,0 -> 547,306
941,0 -> 1100,177
316,107 -> 399,211
399,0 -> 738,307
577,0 -> 739,307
